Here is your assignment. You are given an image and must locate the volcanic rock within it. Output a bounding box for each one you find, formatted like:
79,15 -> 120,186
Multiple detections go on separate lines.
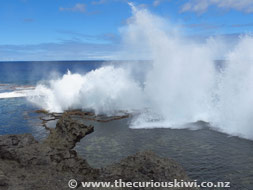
0,113 -> 196,190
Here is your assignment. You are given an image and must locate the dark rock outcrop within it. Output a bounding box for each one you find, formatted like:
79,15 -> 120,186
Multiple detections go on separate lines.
101,151 -> 189,182
0,113 -> 195,190
44,113 -> 94,149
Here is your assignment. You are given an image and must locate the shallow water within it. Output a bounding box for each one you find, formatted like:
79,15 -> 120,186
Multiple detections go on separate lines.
74,118 -> 253,190
0,98 -> 47,139
1,98 -> 253,189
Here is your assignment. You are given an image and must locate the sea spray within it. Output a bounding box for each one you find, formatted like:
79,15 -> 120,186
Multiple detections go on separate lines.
211,36 -> 253,139
29,66 -> 145,114
120,3 -> 219,128
28,3 -> 253,140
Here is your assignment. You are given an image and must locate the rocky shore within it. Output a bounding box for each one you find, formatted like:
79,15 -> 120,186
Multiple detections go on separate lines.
0,112 -> 195,190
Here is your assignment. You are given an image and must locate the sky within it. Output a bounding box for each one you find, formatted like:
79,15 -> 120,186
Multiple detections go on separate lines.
1,0 -> 253,61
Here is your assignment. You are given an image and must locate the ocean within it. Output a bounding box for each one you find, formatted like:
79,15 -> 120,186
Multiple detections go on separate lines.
0,61 -> 253,189
0,61 -> 102,136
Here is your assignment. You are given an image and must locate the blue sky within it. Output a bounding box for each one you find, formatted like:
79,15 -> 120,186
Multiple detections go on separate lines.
1,0 -> 253,61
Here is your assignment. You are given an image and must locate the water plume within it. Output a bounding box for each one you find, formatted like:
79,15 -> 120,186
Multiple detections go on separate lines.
29,66 -> 145,114
28,3 -> 253,140
211,36 -> 253,139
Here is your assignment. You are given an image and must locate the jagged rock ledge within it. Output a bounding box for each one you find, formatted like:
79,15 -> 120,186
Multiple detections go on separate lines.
0,112 -> 195,190
37,109 -> 131,124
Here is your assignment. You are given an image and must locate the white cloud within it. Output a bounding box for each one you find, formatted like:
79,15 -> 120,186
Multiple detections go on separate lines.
153,0 -> 161,7
0,40 -> 118,61
181,0 -> 253,13
91,0 -> 127,5
92,0 -> 107,5
59,3 -> 86,13
153,0 -> 169,7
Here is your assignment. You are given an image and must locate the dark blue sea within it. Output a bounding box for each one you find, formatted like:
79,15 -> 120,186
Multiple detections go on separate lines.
0,61 -> 103,85
0,61 -> 253,190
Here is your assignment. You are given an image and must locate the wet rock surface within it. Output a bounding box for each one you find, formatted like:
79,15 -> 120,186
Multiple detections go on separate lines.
0,113 -> 194,190
37,109 -> 131,129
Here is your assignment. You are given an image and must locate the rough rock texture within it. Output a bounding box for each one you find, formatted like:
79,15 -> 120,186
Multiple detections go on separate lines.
101,151 -> 189,182
0,113 -> 195,190
44,113 -> 94,149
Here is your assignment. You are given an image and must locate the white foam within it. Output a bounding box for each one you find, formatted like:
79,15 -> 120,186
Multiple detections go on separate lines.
0,90 -> 32,99
28,66 -> 146,114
